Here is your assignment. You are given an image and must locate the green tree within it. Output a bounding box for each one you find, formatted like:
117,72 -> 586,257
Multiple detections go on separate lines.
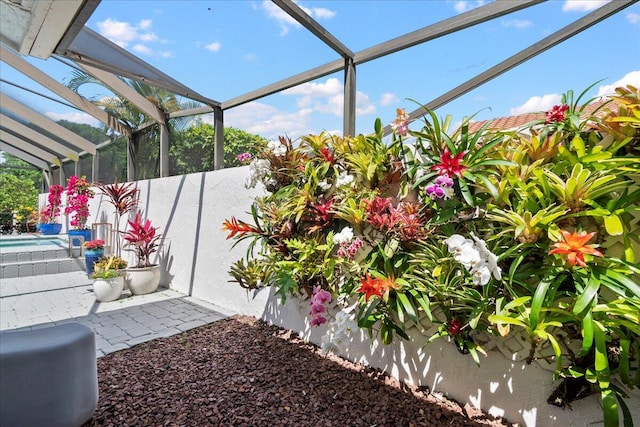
0,174 -> 38,213
169,122 -> 266,175
0,152 -> 43,190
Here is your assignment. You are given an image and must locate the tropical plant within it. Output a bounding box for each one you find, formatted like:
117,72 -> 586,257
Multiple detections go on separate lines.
96,179 -> 139,256
223,84 -> 639,427
64,175 -> 94,229
84,239 -> 105,251
122,211 -> 161,268
41,185 -> 64,224
0,174 -> 37,215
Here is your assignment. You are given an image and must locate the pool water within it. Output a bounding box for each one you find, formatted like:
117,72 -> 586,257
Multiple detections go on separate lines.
0,237 -> 67,249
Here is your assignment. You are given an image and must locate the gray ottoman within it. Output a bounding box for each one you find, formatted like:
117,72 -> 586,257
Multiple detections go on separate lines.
0,323 -> 98,427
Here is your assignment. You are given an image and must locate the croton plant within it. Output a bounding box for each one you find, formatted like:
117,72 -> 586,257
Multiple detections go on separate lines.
223,84 -> 639,426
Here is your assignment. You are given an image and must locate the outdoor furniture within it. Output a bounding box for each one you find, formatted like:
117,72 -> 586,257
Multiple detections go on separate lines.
0,323 -> 98,427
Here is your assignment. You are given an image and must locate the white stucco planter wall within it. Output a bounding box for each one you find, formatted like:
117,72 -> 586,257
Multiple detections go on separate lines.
58,167 -> 638,427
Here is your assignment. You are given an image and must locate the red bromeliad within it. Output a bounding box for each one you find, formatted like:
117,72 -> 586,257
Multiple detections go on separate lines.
431,148 -> 466,177
358,273 -> 396,301
544,104 -> 569,124
320,147 -> 335,165
222,217 -> 262,239
548,230 -> 603,267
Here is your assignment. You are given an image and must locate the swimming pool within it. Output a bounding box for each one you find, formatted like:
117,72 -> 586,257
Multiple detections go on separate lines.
0,237 -> 67,249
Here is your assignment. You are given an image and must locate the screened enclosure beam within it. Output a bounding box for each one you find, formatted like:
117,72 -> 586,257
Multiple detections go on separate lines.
0,45 -> 132,139
355,0 -> 545,65
160,124 -> 169,177
388,0 -> 639,134
0,132 -> 61,166
61,27 -> 220,108
78,63 -> 167,124
214,106 -> 224,170
0,141 -> 51,171
223,59 -> 344,110
343,58 -> 356,137
272,0 -> 354,58
0,93 -> 97,154
0,114 -> 80,161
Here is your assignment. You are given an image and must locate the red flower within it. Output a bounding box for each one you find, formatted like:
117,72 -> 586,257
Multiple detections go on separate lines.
358,273 -> 396,301
549,230 -> 603,267
320,148 -> 335,165
448,319 -> 463,336
221,217 -> 262,239
545,104 -> 569,124
431,148 -> 466,177
307,197 -> 334,230
364,196 -> 395,231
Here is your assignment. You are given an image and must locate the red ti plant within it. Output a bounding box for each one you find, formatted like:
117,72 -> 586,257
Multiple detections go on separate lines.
122,211 -> 161,268
97,180 -> 139,256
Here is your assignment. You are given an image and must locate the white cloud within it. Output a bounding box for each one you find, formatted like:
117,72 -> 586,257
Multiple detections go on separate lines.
283,78 -> 376,117
96,18 -> 169,57
562,0 -> 610,12
204,42 -> 221,52
261,0 -> 336,36
132,44 -> 152,56
45,111 -> 101,127
597,71 -> 640,96
244,53 -> 258,62
627,12 -> 640,24
223,101 -> 313,140
510,93 -> 562,115
453,1 -> 486,14
502,19 -> 532,29
380,93 -> 399,106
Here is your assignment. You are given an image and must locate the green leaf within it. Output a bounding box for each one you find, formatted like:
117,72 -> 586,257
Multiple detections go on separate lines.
397,292 -> 418,323
530,279 -> 551,330
603,214 -> 623,236
408,289 -> 433,321
600,388 -> 619,427
578,312 -> 594,357
619,338 -> 631,386
573,274 -> 599,315
593,320 -> 610,389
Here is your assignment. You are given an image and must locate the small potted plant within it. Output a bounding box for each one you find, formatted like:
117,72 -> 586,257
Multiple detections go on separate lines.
83,239 -> 105,275
39,185 -> 64,235
122,211 -> 162,295
90,256 -> 128,302
65,176 -> 95,246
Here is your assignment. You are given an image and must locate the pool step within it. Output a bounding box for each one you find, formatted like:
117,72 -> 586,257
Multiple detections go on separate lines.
0,247 -> 87,279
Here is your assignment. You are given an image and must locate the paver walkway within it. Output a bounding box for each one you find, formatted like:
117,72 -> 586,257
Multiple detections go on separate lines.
0,271 -> 235,357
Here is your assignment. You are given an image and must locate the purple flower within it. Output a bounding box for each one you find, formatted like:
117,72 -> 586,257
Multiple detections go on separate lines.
237,152 -> 252,163
310,315 -> 327,327
310,303 -> 327,315
435,174 -> 454,188
426,184 -> 445,199
311,286 -> 332,304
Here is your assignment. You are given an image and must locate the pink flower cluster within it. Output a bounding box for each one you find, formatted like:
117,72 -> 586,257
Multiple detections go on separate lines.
337,238 -> 363,260
425,174 -> 454,199
392,108 -> 409,137
43,185 -> 64,223
237,152 -> 252,163
65,176 -> 94,229
309,285 -> 332,327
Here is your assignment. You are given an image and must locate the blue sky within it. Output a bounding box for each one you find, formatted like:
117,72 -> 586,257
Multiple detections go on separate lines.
1,0 -> 639,141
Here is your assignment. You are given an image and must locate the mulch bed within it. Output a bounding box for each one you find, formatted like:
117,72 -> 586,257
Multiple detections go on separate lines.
84,315 -> 512,426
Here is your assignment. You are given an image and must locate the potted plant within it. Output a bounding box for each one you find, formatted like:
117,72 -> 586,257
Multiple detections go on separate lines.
65,175 -> 95,246
96,179 -> 138,257
83,239 -> 105,275
122,211 -> 162,295
90,256 -> 128,302
39,185 -> 64,235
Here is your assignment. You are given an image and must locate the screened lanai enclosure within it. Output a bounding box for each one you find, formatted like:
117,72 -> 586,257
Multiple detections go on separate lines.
1,0 -> 637,187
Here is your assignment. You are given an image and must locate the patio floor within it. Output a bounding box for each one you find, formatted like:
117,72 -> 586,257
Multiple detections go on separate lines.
0,271 -> 235,357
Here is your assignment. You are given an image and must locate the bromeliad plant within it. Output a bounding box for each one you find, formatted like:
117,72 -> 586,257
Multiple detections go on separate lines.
122,211 -> 161,268
223,84 -> 640,426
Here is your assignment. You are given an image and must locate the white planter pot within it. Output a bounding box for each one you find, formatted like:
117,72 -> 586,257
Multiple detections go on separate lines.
125,265 -> 161,295
92,276 -> 124,302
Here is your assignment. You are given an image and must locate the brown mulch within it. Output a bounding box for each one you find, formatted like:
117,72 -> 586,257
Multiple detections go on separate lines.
84,315 -> 512,427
